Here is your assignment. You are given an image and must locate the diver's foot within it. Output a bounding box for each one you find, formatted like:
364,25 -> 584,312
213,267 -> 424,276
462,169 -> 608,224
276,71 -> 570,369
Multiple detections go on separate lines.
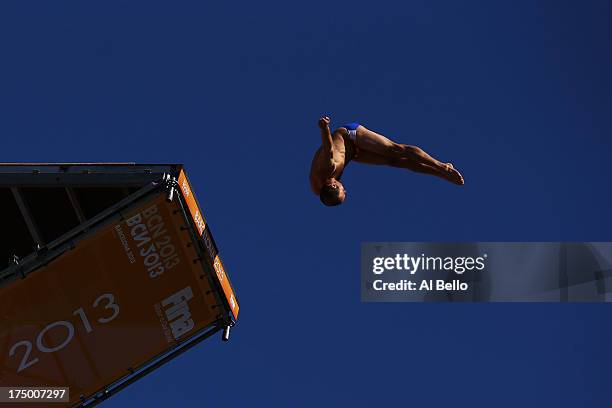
444,163 -> 464,185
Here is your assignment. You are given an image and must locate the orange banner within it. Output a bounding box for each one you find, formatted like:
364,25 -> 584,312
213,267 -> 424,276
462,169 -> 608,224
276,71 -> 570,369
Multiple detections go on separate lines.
0,194 -> 220,406
177,169 -> 239,320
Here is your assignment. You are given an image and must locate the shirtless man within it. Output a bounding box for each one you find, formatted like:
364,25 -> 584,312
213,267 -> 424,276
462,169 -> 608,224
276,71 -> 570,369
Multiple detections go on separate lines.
309,116 -> 464,206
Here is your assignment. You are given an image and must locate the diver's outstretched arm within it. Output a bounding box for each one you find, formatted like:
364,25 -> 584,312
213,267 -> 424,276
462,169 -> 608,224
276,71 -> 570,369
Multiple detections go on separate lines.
318,116 -> 333,155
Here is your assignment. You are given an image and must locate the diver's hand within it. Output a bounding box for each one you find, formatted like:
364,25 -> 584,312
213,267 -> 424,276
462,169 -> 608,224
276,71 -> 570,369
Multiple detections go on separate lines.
318,116 -> 330,130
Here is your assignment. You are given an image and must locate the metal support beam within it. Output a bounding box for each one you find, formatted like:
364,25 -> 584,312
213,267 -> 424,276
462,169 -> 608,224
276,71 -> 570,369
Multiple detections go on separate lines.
222,325 -> 231,342
65,187 -> 87,224
10,187 -> 44,246
0,182 -> 162,289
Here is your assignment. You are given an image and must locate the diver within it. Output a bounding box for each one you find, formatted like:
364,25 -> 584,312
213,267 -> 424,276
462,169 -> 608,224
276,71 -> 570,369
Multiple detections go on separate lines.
310,116 -> 464,206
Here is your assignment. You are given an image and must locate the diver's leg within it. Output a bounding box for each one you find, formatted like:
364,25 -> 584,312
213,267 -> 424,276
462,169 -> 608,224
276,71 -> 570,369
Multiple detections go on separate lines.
355,125 -> 464,185
355,150 -> 451,180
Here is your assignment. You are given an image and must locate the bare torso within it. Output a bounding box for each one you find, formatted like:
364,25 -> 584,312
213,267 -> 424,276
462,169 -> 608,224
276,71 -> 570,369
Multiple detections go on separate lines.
309,128 -> 356,194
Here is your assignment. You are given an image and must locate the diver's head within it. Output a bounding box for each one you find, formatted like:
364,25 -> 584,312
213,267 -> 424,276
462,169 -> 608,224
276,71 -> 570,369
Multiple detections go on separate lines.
319,178 -> 346,206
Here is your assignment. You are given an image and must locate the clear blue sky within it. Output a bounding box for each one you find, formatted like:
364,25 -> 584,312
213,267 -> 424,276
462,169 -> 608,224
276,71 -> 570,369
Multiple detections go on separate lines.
2,1 -> 612,407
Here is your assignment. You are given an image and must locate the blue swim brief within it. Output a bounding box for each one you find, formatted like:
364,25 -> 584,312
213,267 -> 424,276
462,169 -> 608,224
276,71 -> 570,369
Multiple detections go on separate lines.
342,122 -> 360,131
341,122 -> 360,143
340,122 -> 360,159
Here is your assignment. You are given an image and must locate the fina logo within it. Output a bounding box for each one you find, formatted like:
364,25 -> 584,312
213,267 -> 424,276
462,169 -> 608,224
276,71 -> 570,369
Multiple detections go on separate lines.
214,257 -> 226,282
162,287 -> 195,340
